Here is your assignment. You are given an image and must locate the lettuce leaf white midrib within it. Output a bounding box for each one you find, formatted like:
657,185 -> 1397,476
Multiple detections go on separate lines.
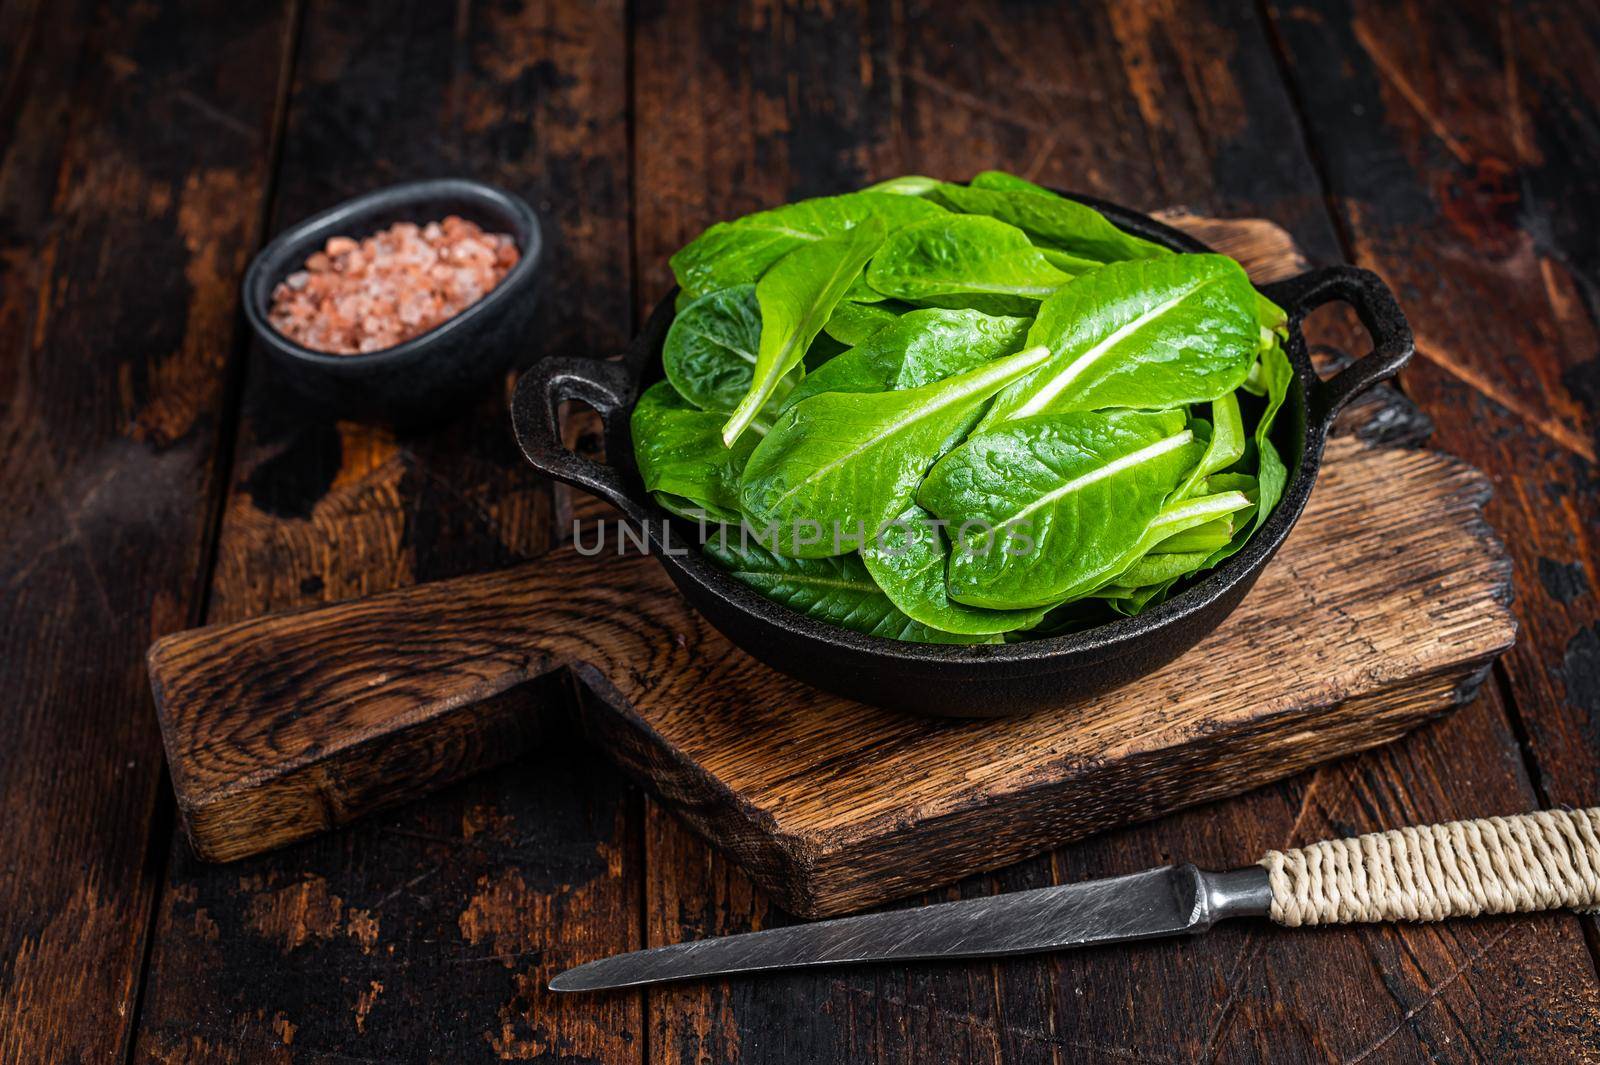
1012,275 -> 1222,418
729,572 -> 879,593
723,222 -> 885,445
1148,489 -> 1251,534
738,224 -> 830,241
920,280 -> 1059,297
1006,430 -> 1195,527
679,323 -> 757,365
750,246 -> 862,391
766,344 -> 1051,514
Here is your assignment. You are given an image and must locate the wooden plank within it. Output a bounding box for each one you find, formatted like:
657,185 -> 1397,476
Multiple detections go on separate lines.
1264,0 -> 1600,836
0,0 -> 46,136
629,0 -> 1600,1060
131,209 -> 1426,872
0,1 -> 294,1060
146,430 -> 1514,910
129,1 -> 642,1061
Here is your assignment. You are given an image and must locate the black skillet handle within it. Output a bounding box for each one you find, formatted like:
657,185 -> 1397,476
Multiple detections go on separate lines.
511,356 -> 644,519
1260,265 -> 1415,429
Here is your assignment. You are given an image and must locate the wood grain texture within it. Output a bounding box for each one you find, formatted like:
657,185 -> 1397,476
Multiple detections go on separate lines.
625,0 -> 1600,1061
128,1 -> 645,1061
0,0 -> 1584,1059
0,1 -> 293,1060
1266,0 -> 1600,837
149,431 -> 1515,915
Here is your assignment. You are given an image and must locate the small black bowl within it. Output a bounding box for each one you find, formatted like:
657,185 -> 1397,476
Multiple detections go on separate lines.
242,178 -> 543,424
511,194 -> 1413,717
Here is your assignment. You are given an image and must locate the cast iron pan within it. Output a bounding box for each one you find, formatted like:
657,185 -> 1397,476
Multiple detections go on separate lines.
511,195 -> 1413,717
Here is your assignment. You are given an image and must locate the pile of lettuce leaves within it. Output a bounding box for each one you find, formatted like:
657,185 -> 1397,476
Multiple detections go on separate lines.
631,171 -> 1292,644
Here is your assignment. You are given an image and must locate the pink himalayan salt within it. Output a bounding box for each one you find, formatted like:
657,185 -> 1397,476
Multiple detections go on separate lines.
268,216 -> 520,355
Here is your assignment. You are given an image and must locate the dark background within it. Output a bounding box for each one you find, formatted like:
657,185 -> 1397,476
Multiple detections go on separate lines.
2,0 -> 1598,1061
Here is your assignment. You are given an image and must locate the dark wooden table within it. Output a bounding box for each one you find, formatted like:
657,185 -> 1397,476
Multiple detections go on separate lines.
3,1 -> 1599,1061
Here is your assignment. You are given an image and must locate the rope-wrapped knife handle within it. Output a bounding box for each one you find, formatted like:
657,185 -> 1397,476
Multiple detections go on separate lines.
1258,808 -> 1600,927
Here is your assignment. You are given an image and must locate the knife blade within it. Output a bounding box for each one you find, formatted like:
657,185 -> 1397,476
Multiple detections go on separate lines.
549,864 -> 1271,992
552,806 -> 1600,991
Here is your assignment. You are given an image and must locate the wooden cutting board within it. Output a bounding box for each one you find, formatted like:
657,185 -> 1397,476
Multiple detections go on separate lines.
146,217 -> 1516,918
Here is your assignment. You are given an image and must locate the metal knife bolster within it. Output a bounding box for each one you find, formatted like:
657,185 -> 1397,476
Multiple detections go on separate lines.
1182,863 -> 1274,930
549,864 -> 1272,992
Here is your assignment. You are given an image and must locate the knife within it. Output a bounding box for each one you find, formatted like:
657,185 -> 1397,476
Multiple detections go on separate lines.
550,807 -> 1600,992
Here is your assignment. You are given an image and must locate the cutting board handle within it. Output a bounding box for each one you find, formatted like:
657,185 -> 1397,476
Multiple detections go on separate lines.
146,547 -> 675,861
